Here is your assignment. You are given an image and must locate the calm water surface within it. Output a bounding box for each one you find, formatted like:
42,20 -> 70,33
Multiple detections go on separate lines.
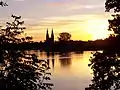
27,50 -> 94,90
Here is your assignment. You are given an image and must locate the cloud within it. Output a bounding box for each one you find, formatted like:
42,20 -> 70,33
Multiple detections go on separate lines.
39,20 -> 85,28
45,0 -> 72,6
14,0 -> 25,1
68,4 -> 104,11
27,16 -> 87,30
26,14 -> 111,31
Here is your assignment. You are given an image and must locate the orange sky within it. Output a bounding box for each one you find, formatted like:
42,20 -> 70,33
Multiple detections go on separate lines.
0,0 -> 113,41
25,14 -> 112,41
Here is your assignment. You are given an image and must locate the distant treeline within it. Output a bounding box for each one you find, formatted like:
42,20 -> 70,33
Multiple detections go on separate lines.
1,36 -> 120,52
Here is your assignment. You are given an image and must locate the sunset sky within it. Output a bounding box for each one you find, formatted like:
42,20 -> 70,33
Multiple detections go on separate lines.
0,0 -> 113,41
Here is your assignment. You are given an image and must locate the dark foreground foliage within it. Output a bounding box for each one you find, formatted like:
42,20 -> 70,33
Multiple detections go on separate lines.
0,15 -> 53,90
86,2 -> 120,89
86,51 -> 120,90
0,1 -> 8,7
105,0 -> 120,12
85,14 -> 120,89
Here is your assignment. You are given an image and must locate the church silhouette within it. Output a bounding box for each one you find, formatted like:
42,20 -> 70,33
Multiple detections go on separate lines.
44,28 -> 55,52
45,28 -> 54,44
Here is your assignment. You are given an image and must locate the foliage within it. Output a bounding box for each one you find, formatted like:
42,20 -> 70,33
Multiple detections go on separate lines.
86,0 -> 120,90
0,15 -> 53,90
105,0 -> 120,12
0,1 -> 8,7
58,32 -> 71,42
108,14 -> 120,35
86,51 -> 120,90
86,14 -> 120,88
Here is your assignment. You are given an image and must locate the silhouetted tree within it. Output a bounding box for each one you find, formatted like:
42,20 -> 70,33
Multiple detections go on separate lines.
86,0 -> 120,90
86,51 -> 120,90
105,0 -> 120,12
25,36 -> 33,42
58,32 -> 71,42
108,14 -> 120,35
105,0 -> 120,36
0,15 -> 53,90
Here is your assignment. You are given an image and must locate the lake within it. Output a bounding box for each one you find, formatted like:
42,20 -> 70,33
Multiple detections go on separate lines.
26,50 -> 94,90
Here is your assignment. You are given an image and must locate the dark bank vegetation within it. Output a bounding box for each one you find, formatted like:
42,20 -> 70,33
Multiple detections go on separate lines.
86,0 -> 120,90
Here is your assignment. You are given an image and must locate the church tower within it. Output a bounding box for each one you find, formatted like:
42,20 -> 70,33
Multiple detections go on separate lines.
46,28 -> 49,42
45,28 -> 54,52
51,28 -> 54,42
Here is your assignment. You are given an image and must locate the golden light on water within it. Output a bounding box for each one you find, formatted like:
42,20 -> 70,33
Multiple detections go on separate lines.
27,51 -> 95,90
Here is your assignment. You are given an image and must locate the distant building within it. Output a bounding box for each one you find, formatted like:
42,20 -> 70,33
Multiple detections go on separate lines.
45,28 -> 54,44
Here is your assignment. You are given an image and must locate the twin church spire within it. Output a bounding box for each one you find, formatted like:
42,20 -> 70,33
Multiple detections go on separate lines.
46,28 -> 54,43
